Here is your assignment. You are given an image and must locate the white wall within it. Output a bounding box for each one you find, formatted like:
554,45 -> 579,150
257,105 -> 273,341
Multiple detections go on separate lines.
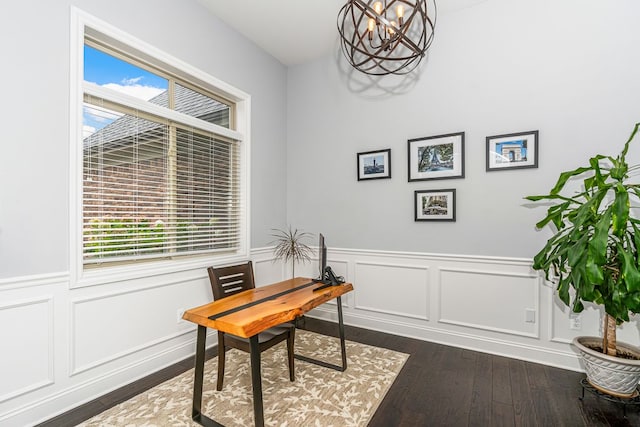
0,0 -> 288,425
285,0 -> 640,258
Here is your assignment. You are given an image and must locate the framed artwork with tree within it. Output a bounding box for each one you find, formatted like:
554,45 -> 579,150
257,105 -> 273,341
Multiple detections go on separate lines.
408,132 -> 465,181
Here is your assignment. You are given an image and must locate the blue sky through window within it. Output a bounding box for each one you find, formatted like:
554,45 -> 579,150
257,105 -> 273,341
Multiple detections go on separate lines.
83,45 -> 167,138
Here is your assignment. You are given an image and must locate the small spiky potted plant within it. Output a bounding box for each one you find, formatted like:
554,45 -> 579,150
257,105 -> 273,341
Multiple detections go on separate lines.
270,226 -> 314,278
525,123 -> 640,397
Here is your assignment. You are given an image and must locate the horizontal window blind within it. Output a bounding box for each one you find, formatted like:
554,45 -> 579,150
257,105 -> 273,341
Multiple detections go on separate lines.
82,56 -> 241,267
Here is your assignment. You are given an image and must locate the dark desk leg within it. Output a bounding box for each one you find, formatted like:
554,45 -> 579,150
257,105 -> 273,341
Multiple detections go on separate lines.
192,325 -> 206,422
191,325 -> 223,427
249,335 -> 265,427
295,295 -> 347,372
337,296 -> 347,371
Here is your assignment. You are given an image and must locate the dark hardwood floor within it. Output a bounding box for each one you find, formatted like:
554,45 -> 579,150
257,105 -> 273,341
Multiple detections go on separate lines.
38,318 -> 640,426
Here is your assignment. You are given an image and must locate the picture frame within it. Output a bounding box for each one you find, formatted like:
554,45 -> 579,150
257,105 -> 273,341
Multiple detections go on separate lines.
408,132 -> 464,182
414,189 -> 456,222
357,148 -> 391,181
486,130 -> 538,171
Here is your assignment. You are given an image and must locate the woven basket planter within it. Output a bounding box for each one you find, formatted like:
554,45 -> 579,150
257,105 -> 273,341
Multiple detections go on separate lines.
573,336 -> 640,398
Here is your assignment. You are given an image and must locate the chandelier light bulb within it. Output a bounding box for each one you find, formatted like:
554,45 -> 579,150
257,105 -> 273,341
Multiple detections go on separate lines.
396,4 -> 405,26
388,21 -> 397,35
368,18 -> 375,39
373,1 -> 383,15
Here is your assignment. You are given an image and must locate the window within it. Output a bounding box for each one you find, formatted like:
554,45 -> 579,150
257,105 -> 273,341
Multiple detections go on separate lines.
74,21 -> 248,274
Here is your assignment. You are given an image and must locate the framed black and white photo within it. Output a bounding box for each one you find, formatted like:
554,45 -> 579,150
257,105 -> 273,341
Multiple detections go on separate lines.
357,148 -> 391,181
486,130 -> 538,171
414,189 -> 456,222
408,132 -> 464,182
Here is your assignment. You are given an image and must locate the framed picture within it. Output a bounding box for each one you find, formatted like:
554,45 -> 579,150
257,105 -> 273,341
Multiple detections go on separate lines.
486,130 -> 538,171
414,189 -> 456,222
408,132 -> 464,182
357,148 -> 391,181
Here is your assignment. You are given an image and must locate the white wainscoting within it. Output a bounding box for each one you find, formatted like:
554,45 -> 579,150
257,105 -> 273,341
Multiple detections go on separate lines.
0,247 -> 631,426
0,248 -> 284,427
0,297 -> 54,403
306,248 -> 623,374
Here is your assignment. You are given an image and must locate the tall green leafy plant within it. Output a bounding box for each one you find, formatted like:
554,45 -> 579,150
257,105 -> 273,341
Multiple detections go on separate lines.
270,227 -> 314,278
525,123 -> 640,357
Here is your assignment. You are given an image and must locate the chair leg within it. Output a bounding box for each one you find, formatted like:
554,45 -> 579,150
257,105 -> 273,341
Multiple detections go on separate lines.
287,328 -> 295,382
217,332 -> 226,391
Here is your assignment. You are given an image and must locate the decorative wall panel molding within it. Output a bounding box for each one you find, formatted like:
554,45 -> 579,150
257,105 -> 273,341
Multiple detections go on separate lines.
70,277 -> 208,375
354,261 -> 429,320
438,267 -> 539,338
0,297 -> 54,402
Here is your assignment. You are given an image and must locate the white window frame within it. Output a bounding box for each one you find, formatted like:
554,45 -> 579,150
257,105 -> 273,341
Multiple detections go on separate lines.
69,8 -> 251,288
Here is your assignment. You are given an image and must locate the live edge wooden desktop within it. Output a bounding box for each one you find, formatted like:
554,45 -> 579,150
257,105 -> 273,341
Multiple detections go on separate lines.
182,276 -> 354,427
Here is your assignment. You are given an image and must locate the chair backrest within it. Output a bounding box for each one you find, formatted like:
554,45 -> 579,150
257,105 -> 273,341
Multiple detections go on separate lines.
207,261 -> 256,301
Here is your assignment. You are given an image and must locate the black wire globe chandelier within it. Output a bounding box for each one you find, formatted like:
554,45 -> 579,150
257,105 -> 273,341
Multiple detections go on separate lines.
337,0 -> 437,76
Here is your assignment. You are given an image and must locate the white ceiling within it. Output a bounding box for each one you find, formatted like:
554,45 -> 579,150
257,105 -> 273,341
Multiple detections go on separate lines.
197,0 -> 487,66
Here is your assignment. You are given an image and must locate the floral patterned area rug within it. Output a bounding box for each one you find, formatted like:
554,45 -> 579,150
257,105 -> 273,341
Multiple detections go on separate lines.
78,330 -> 409,427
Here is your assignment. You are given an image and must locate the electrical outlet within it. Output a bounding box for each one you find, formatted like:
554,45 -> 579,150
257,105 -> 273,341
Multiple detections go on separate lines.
177,308 -> 185,324
525,309 -> 536,323
569,313 -> 582,330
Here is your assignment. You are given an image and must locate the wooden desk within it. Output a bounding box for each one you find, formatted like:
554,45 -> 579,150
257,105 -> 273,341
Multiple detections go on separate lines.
182,277 -> 354,427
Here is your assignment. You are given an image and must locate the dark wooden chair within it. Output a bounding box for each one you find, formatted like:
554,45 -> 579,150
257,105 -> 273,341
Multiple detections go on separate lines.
207,261 -> 295,391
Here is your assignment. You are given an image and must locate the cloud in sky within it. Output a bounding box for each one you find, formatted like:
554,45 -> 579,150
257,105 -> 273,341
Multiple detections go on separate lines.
121,76 -> 143,85
101,81 -> 165,101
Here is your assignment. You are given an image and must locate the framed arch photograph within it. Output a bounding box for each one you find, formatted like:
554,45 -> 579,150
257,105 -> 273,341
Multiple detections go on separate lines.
486,130 -> 538,171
